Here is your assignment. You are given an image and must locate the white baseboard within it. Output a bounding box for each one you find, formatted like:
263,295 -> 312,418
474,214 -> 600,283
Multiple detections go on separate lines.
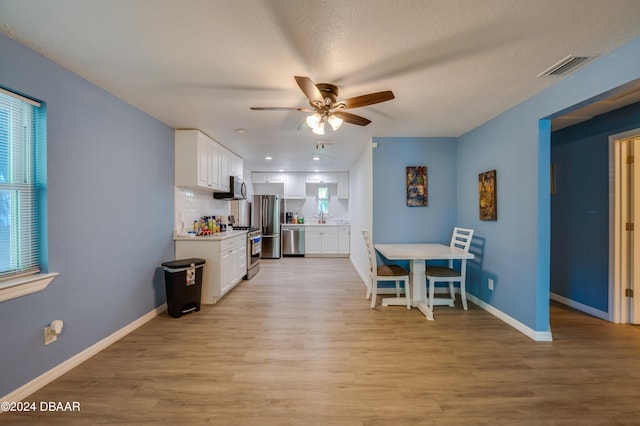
1,303 -> 167,404
549,292 -> 609,321
351,256 -> 369,289
466,294 -> 553,341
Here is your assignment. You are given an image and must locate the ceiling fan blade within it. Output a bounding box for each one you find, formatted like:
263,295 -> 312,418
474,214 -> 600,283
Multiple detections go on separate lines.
338,91 -> 395,109
294,76 -> 324,107
250,107 -> 313,112
333,111 -> 372,126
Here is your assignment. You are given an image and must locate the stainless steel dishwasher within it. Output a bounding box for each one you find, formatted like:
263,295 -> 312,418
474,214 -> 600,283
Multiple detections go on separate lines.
281,225 -> 305,256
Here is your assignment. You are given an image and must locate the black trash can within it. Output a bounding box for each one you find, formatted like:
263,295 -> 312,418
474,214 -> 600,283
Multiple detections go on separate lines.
161,258 -> 205,318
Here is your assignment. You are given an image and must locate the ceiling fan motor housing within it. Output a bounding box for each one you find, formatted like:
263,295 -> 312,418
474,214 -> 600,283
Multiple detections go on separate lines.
316,83 -> 339,106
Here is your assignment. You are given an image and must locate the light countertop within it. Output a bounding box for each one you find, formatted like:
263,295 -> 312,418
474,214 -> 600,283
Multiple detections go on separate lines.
174,230 -> 247,241
281,223 -> 350,227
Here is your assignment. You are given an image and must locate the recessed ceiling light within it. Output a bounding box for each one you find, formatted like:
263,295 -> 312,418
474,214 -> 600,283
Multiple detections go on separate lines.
235,128 -> 248,133
313,156 -> 320,161
265,156 -> 273,160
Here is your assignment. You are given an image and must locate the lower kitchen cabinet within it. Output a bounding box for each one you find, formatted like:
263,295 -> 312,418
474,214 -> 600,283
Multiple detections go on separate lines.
338,226 -> 350,255
175,233 -> 247,304
305,226 -> 349,257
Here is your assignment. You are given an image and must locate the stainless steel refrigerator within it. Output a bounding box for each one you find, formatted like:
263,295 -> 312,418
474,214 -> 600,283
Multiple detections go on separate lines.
252,195 -> 281,258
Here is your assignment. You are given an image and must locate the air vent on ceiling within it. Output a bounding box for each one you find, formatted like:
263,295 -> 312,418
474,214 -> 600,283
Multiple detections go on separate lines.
537,55 -> 594,77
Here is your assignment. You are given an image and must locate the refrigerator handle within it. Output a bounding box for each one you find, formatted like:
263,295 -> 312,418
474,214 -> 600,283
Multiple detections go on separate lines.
262,197 -> 268,231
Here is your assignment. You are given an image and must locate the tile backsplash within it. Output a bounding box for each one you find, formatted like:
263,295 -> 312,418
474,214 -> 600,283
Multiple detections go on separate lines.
281,184 -> 349,224
174,182 -> 350,233
174,187 -> 230,234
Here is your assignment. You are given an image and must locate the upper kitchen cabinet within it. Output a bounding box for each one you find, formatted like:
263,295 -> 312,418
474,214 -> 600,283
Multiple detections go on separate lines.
252,172 -> 284,184
337,172 -> 349,199
306,172 -> 337,184
217,145 -> 230,192
229,153 -> 243,180
283,173 -> 306,199
175,129 -> 234,192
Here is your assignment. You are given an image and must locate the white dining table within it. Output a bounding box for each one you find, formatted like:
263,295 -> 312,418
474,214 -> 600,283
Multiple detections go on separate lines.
374,243 -> 475,320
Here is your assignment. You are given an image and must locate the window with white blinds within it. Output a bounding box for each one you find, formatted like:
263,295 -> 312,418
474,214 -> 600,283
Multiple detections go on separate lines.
0,87 -> 44,280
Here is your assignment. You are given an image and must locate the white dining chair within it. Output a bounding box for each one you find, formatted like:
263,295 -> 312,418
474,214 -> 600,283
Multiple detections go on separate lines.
426,227 -> 474,312
362,229 -> 411,309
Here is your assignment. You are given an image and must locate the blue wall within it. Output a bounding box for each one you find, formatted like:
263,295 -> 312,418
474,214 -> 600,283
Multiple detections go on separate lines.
456,37 -> 640,332
371,137 -> 458,284
370,38 -> 640,334
0,34 -> 174,395
372,137 -> 458,245
550,101 -> 640,312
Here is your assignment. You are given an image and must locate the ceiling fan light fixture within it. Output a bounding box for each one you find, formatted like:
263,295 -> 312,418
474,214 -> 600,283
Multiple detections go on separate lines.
306,113 -> 322,129
312,120 -> 325,135
327,114 -> 343,131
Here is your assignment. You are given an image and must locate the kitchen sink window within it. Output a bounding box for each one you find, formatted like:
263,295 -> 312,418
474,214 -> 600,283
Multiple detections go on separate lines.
0,87 -> 56,302
317,186 -> 329,218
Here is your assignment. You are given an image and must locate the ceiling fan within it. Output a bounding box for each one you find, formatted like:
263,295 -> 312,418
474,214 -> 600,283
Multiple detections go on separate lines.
250,76 -> 395,135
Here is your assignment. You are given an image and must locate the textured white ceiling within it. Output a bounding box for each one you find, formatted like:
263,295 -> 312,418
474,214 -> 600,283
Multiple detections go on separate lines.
2,0 -> 640,172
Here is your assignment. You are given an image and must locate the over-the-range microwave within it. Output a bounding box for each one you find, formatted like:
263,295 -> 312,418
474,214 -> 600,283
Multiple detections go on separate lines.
213,176 -> 247,200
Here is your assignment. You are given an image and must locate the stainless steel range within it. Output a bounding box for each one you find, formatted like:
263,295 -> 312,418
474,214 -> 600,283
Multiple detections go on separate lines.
234,226 -> 261,279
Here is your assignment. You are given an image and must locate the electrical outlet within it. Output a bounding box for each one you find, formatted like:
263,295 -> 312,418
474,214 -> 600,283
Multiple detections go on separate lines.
488,278 -> 494,291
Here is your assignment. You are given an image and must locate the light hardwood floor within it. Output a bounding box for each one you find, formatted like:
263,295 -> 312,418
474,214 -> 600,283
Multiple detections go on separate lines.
4,257 -> 640,425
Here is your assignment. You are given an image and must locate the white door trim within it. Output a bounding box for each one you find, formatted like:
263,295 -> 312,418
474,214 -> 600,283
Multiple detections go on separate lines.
609,128 -> 640,324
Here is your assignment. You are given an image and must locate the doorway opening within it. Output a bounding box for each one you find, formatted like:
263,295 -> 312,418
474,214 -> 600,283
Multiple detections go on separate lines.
609,130 -> 640,324
548,79 -> 640,328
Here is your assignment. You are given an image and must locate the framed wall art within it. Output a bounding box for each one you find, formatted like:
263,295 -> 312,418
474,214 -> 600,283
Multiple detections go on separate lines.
479,170 -> 497,220
406,166 -> 427,207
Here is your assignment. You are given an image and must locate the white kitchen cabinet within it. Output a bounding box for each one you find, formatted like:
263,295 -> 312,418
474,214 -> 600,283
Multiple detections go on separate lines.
305,172 -> 321,183
175,129 -> 231,192
175,233 -> 247,304
305,228 -> 323,255
268,173 -> 284,183
252,172 -> 284,184
306,172 -> 337,183
220,235 -> 246,295
207,141 -> 221,189
251,172 -> 268,183
322,227 -> 340,254
337,172 -> 349,199
218,147 -> 230,191
305,226 -> 342,256
321,172 -> 338,183
283,173 -> 306,199
229,152 -> 243,180
338,226 -> 350,254
237,156 -> 244,180
196,133 -> 210,188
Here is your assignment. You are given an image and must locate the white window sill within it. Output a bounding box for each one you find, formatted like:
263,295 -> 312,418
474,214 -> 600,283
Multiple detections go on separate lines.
0,272 -> 59,303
